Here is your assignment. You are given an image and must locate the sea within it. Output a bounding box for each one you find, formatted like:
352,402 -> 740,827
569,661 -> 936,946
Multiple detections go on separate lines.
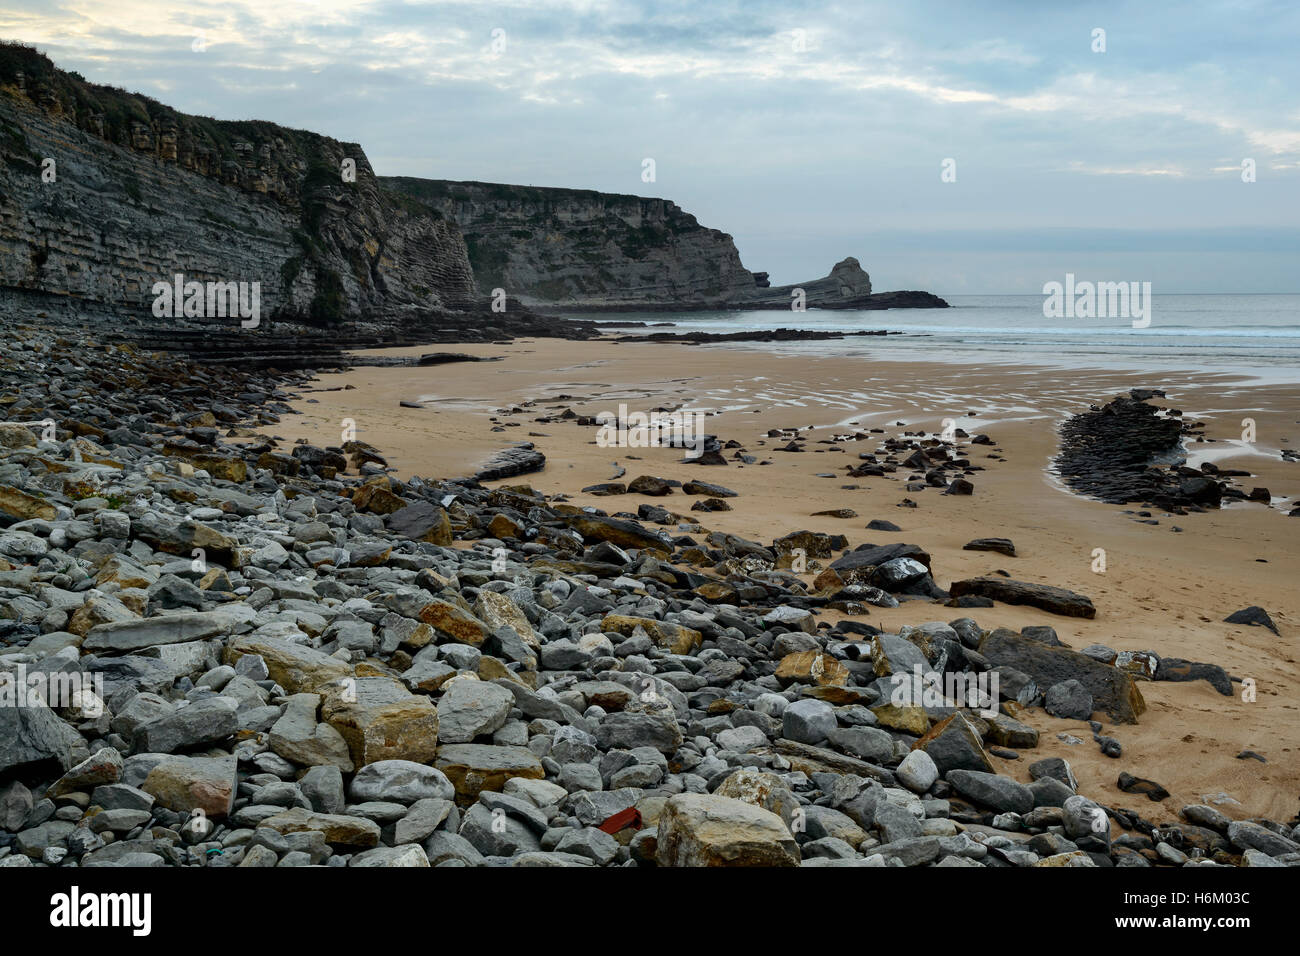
578,294 -> 1300,381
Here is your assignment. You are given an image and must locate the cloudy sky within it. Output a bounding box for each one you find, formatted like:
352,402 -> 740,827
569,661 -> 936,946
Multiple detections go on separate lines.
5,0 -> 1298,292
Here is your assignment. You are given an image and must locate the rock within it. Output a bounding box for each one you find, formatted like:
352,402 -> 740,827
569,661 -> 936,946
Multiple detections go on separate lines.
1045,679 -> 1094,720
458,801 -> 541,856
0,423 -> 37,448
984,714 -> 1039,748
433,679 -> 515,743
714,768 -> 799,820
350,761 -> 456,804
268,694 -> 355,771
761,605 -> 817,633
946,770 -> 1034,814
225,635 -> 353,694
1223,606 -> 1278,635
0,780 -> 34,830
830,542 -> 930,575
320,677 -> 440,767
423,831 -> 486,866
782,698 -> 837,745
435,744 -> 545,803
133,697 -> 238,752
1227,821 -> 1299,857
716,726 -> 768,752
656,793 -> 799,867
1033,850 -> 1097,867
260,807 -> 381,847
81,607 -> 248,653
393,797 -> 454,845
300,765 -> 346,814
1153,658 -> 1233,696
949,577 -> 1096,618
386,500 -> 453,545
48,748 -> 123,797
474,445 -> 545,482
912,713 -> 995,774
979,630 -> 1145,723
581,482 -> 626,496
896,750 -> 939,794
473,591 -> 541,646
555,827 -> 620,865
594,712 -> 683,755
1117,772 -> 1169,802
600,614 -> 702,654
0,486 -> 60,525
628,475 -> 673,496
682,480 -> 738,497
141,754 -> 237,818
869,703 -> 930,735
963,537 -> 1016,557
1062,795 -> 1109,841
566,515 -> 667,551
774,650 -> 849,687
416,599 -> 493,647
1179,804 -> 1229,831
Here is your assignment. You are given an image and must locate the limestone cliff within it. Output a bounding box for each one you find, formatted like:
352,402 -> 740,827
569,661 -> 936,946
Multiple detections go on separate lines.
0,45 -> 477,330
0,45 -> 944,333
385,177 -> 947,312
382,177 -> 759,308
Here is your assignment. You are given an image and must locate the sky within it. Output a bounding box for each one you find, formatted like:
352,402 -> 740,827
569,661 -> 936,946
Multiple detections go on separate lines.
4,0 -> 1299,292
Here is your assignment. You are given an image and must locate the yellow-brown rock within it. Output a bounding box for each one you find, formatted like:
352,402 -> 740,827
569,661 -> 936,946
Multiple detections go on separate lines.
0,485 -> 56,521
870,703 -> 931,735
600,614 -> 702,655
774,650 -> 849,687
320,676 -> 439,767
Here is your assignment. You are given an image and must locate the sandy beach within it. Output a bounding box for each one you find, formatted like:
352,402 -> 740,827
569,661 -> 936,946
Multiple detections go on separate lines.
271,336 -> 1300,824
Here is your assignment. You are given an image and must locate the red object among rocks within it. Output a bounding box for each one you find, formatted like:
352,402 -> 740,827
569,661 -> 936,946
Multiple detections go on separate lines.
597,807 -> 642,834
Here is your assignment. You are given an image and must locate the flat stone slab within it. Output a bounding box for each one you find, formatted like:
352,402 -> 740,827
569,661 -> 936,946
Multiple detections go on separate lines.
259,807 -> 381,847
83,606 -> 255,653
949,576 -> 1096,618
474,445 -> 545,482
435,744 -> 545,803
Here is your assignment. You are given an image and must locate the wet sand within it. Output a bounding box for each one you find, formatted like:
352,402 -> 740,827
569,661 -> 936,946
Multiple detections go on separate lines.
274,337 -> 1300,824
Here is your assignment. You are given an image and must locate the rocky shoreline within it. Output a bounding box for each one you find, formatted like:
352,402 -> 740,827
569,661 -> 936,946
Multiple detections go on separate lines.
1055,389 -> 1291,517
0,328 -> 1296,869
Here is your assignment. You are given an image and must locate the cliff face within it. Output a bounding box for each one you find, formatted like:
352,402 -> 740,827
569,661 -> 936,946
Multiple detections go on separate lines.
383,178 -> 947,312
382,177 -> 760,308
0,46 -> 943,331
0,46 -> 476,329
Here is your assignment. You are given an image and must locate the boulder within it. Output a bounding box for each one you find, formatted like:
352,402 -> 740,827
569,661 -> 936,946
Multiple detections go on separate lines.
225,635 -> 352,694
141,754 -> 237,818
386,500 -> 452,545
435,744 -> 545,803
979,630 -> 1144,723
320,677 -> 439,767
656,793 -> 800,867
949,577 -> 1096,618
349,760 -> 456,804
435,679 -> 515,743
268,693 -> 355,771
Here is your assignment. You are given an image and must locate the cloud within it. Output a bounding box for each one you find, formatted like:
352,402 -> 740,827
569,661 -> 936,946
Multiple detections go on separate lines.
3,0 -> 1298,290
